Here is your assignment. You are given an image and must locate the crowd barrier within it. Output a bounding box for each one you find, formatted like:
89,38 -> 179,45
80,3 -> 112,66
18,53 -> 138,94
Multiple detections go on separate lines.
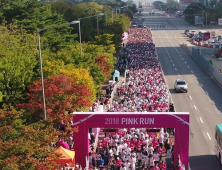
193,40 -> 221,49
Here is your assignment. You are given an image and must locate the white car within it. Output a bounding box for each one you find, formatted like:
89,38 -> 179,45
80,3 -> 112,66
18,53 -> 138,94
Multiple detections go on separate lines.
174,79 -> 188,93
187,30 -> 195,36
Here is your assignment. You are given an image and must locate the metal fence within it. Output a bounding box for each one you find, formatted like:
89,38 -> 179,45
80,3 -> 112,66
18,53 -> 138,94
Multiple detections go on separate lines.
192,48 -> 222,85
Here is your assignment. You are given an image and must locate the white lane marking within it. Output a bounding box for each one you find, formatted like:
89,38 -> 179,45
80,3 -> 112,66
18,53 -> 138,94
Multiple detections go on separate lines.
178,74 -> 180,76
207,132 -> 212,140
171,60 -> 173,62
200,84 -> 203,87
187,66 -> 189,68
173,64 -> 175,66
185,62 -> 186,64
188,96 -> 192,100
191,71 -> 193,73
182,58 -> 183,60
175,68 -> 177,71
206,91 -> 208,95
212,100 -> 215,105
199,117 -> 203,123
194,105 -> 197,110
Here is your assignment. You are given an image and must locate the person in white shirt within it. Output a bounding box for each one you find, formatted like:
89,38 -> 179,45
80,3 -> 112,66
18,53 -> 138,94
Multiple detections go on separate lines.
124,160 -> 131,169
109,147 -> 113,157
125,146 -> 131,155
148,144 -> 154,155
131,155 -> 137,170
122,140 -> 128,149
163,130 -> 169,142
120,164 -> 126,170
153,151 -> 160,165
113,147 -> 119,160
137,151 -> 143,166
149,154 -> 155,169
158,134 -> 164,149
120,149 -> 125,159
122,154 -> 128,163
143,137 -> 149,149
143,154 -> 149,163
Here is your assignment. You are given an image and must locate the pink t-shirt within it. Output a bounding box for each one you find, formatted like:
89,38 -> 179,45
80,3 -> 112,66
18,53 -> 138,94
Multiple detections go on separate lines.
102,140 -> 108,147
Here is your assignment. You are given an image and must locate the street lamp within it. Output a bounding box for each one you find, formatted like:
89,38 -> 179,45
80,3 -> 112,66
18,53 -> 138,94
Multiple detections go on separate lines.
37,20 -> 80,120
79,13 -> 104,36
97,13 -> 104,35
193,4 -> 207,26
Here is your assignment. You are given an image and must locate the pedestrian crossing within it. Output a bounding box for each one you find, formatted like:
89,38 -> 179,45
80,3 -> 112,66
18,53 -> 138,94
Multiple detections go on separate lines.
148,26 -> 196,30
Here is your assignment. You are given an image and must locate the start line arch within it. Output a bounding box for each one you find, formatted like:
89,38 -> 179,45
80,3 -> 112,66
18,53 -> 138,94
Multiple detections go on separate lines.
73,112 -> 189,168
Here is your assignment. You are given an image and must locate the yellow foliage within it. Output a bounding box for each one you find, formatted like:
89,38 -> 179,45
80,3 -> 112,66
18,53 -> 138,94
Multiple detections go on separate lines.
44,60 -> 96,102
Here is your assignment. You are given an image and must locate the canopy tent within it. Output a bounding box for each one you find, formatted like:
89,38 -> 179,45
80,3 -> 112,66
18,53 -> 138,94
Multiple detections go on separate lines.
54,146 -> 75,167
57,140 -> 69,150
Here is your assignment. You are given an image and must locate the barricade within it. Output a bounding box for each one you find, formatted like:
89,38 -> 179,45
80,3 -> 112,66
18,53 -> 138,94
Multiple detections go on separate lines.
203,43 -> 208,47
209,44 -> 214,48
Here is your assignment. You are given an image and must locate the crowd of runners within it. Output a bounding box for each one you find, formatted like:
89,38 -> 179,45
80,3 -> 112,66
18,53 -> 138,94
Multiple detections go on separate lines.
85,28 -> 184,170
88,127 -> 178,170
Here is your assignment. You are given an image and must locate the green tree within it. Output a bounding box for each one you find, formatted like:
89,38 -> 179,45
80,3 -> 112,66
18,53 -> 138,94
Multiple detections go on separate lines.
153,1 -> 164,10
2,0 -> 78,52
166,1 -> 179,13
215,4 -> 222,19
0,25 -> 38,105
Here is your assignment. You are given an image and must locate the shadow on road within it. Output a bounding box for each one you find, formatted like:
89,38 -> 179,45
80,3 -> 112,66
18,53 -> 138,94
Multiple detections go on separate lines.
189,155 -> 222,170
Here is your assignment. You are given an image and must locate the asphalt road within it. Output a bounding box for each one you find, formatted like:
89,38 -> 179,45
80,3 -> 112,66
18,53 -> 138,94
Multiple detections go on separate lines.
134,6 -> 222,170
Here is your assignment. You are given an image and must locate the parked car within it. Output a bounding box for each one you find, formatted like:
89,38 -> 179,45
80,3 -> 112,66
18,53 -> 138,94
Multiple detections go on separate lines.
192,34 -> 199,40
184,30 -> 189,34
174,79 -> 188,93
187,30 -> 195,37
189,32 -> 196,38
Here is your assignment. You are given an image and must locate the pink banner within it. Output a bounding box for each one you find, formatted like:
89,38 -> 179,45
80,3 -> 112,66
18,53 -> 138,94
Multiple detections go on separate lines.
73,112 -> 189,168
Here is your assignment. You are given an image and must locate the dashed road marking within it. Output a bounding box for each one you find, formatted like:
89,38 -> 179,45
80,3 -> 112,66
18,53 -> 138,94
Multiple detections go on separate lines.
194,105 -> 197,110
188,66 -> 189,68
182,58 -> 183,60
199,117 -> 203,123
207,132 -> 212,140
206,91 -> 208,95
188,96 -> 192,100
191,71 -> 193,73
175,68 -> 177,71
